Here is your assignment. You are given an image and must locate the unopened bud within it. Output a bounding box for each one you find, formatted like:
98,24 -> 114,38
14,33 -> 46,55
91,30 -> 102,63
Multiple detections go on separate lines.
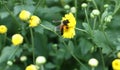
104,4 -> 109,8
104,15 -> 112,22
88,58 -> 99,67
7,61 -> 13,66
91,9 -> 100,16
117,52 -> 120,58
90,13 -> 95,18
36,56 -> 46,65
64,5 -> 70,9
81,3 -> 88,8
70,7 -> 76,13
20,56 -> 27,62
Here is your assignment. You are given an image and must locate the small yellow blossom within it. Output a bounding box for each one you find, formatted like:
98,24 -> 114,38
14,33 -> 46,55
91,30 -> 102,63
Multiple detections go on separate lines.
12,34 -> 23,46
0,25 -> 7,34
62,27 -> 75,38
62,13 -> 76,27
112,59 -> 120,70
29,15 -> 41,27
61,13 -> 76,38
25,64 -> 37,70
19,10 -> 31,21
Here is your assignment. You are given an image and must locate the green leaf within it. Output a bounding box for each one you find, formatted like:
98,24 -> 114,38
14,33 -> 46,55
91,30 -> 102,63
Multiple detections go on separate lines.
34,25 -> 44,34
14,5 -> 35,16
38,7 -> 62,20
93,30 -> 112,54
82,22 -> 91,34
42,21 -> 56,31
0,12 -> 9,19
79,38 -> 93,55
0,46 -> 22,63
93,30 -> 106,48
45,62 -> 56,69
68,40 -> 74,53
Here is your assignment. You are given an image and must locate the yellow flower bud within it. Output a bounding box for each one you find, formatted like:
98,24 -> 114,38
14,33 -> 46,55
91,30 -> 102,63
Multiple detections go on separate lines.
25,64 -> 37,70
29,15 -> 41,27
112,59 -> 120,70
0,25 -> 7,34
19,10 -> 31,21
12,34 -> 23,46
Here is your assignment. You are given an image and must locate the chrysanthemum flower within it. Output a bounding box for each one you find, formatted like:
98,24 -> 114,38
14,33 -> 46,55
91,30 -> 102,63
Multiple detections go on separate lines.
61,13 -> 76,38
25,64 -> 37,70
12,34 -> 23,46
29,15 -> 41,27
0,25 -> 7,34
112,59 -> 120,70
19,10 -> 31,21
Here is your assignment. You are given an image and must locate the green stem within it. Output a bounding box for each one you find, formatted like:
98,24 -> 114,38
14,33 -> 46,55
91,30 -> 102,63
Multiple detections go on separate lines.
92,67 -> 95,70
40,24 -> 88,70
62,40 -> 89,70
84,8 -> 93,36
40,24 -> 88,69
8,46 -> 19,60
41,65 -> 44,70
40,24 -> 60,37
75,28 -> 87,33
3,3 -> 20,27
0,35 -> 2,53
102,30 -> 113,50
74,0 -> 77,19
99,48 -> 105,70
30,28 -> 35,64
3,33 -> 7,47
92,0 -> 98,9
113,2 -> 120,15
33,0 -> 41,14
24,62 -> 27,67
0,33 -> 7,53
93,17 -> 97,30
85,8 -> 90,25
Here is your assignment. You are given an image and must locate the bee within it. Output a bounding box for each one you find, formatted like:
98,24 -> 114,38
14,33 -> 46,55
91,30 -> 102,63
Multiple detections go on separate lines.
54,20 -> 69,35
59,20 -> 69,35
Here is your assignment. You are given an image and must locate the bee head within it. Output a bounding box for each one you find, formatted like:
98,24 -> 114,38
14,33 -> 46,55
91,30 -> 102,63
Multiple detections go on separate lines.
62,20 -> 69,25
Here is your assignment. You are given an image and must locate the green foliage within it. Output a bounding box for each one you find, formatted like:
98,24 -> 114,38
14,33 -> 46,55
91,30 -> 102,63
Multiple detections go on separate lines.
1,0 -> 120,70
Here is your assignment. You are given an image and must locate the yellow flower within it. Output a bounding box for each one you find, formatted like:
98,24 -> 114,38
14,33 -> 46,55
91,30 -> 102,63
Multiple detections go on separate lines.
29,15 -> 41,27
61,13 -> 76,38
19,10 -> 31,21
25,64 -> 37,70
62,13 -> 76,27
62,26 -> 75,38
112,59 -> 120,70
0,25 -> 7,34
12,34 -> 23,46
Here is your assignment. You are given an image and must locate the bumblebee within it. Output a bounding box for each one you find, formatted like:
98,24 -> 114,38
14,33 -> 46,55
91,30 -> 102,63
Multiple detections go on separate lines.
59,20 -> 69,35
54,19 -> 69,35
